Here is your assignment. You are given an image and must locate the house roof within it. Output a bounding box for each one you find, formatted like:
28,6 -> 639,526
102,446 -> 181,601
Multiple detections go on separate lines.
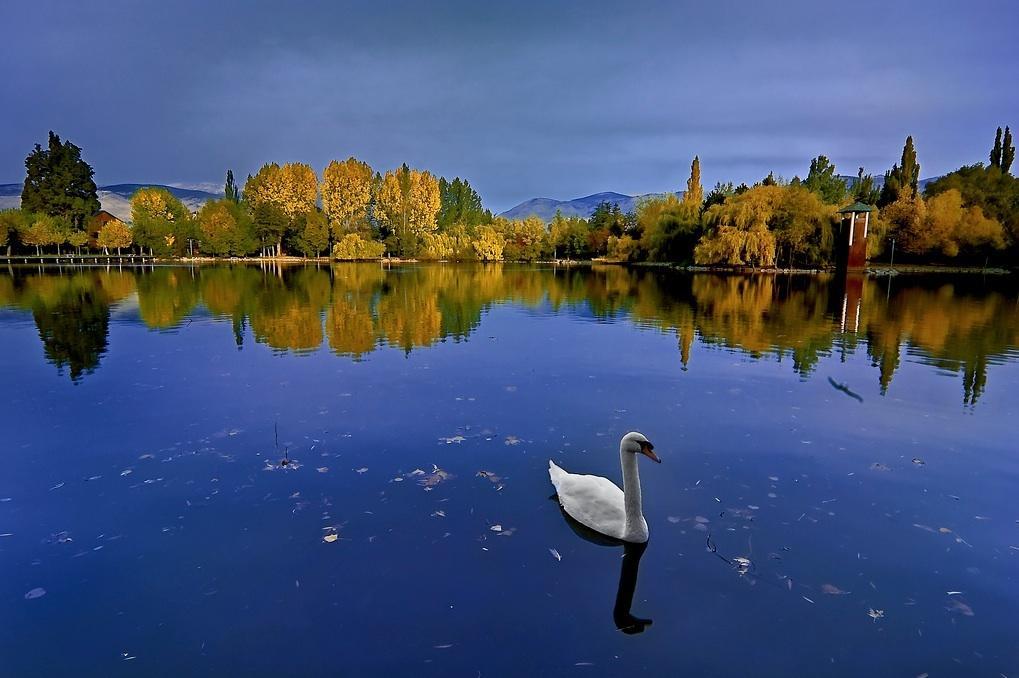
838,201 -> 875,213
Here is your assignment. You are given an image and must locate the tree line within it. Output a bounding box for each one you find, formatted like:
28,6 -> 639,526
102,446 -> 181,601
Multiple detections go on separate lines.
2,127 -> 1017,266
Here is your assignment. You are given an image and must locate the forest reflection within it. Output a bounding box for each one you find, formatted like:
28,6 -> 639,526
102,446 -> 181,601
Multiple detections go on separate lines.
1,263 -> 1016,405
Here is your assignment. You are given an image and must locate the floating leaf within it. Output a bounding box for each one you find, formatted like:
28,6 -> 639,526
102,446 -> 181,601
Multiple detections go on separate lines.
24,587 -> 46,600
821,584 -> 850,595
868,608 -> 885,622
316,467 -> 329,473
869,463 -> 891,472
323,533 -> 339,543
549,548 -> 562,562
490,524 -> 502,532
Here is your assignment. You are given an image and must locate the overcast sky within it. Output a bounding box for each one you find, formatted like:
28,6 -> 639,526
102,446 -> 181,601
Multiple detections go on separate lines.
2,0 -> 1016,211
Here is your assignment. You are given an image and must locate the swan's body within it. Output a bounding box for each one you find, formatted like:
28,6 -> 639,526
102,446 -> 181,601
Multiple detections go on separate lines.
549,432 -> 660,544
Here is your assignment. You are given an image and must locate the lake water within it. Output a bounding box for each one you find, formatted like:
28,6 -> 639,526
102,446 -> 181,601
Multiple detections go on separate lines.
1,263 -> 1018,676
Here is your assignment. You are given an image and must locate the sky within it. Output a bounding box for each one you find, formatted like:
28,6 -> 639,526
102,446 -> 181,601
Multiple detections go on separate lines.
2,0 -> 1017,212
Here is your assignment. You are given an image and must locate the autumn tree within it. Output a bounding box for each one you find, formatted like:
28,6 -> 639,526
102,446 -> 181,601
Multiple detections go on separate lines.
130,187 -> 193,256
684,156 -> 704,208
635,194 -> 700,262
243,162 -> 318,256
498,216 -> 549,260
471,225 -> 505,261
548,210 -> 591,259
67,229 -> 89,254
695,185 -> 784,267
197,199 -> 248,256
21,132 -> 100,228
332,233 -> 386,260
375,164 -> 441,256
321,157 -> 374,240
21,214 -> 61,255
97,218 -> 133,255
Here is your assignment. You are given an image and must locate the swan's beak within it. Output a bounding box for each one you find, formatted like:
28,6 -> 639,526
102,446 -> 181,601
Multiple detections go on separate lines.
639,442 -> 661,464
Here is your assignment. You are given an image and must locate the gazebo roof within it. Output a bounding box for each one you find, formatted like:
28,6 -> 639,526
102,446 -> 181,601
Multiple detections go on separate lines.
838,201 -> 875,213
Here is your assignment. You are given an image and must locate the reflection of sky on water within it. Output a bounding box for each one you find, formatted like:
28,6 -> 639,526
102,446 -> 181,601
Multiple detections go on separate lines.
1,265 -> 1017,675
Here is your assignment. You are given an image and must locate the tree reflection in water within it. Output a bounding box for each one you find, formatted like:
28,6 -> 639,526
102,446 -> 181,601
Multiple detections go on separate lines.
1,263 -> 1015,403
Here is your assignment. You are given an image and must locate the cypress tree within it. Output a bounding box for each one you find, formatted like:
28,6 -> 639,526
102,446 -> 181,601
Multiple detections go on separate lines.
1002,126 -> 1015,175
21,131 -> 100,228
990,127 -> 1003,168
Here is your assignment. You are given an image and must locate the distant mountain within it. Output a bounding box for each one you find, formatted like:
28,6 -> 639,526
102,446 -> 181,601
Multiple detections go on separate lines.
0,182 -> 221,221
499,191 -> 670,222
838,174 -> 940,194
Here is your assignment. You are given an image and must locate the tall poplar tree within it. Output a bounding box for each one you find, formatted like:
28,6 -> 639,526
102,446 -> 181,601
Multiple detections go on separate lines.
683,156 -> 704,208
990,127 -> 1003,168
1002,127 -> 1015,175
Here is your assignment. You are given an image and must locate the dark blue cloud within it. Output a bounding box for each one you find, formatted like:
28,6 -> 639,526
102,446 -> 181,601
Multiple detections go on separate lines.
2,0 -> 1016,210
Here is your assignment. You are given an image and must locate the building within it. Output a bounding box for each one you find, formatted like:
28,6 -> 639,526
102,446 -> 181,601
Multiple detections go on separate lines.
86,210 -> 119,248
837,202 -> 874,270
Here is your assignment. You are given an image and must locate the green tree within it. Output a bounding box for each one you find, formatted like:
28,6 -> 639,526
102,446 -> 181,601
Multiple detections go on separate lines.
437,177 -> 489,229
130,187 -> 193,256
880,135 -> 921,206
853,167 -> 880,205
990,127 -> 1003,168
67,230 -> 89,254
197,199 -> 245,256
635,194 -> 700,262
21,132 -> 100,229
804,155 -> 846,204
251,202 -> 289,257
224,170 -> 239,204
1003,126 -> 1015,175
0,210 -> 30,255
292,209 -> 330,257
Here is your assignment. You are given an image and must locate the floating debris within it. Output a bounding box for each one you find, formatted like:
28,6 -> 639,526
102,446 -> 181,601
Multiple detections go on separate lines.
439,435 -> 465,445
316,467 -> 329,473
549,548 -> 562,562
869,463 -> 892,472
490,524 -> 503,532
355,467 -> 368,474
419,465 -> 453,488
504,436 -> 521,446
912,457 -> 926,466
24,587 -> 46,600
821,584 -> 850,595
868,608 -> 885,622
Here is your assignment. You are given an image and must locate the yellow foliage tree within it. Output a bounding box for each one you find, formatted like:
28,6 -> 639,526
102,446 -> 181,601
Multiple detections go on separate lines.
244,162 -> 318,219
684,156 -> 703,208
321,157 -> 374,240
97,218 -> 132,254
471,225 -> 505,261
332,233 -> 386,260
375,165 -> 441,256
695,186 -> 783,266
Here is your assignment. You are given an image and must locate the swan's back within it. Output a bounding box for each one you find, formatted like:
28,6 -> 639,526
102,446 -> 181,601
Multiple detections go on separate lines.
549,460 -> 628,541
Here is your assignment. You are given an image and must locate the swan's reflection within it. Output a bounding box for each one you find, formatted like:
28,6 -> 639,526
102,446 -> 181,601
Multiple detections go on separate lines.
558,506 -> 653,634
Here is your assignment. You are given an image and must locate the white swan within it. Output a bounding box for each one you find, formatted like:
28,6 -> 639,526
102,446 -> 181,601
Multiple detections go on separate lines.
549,432 -> 661,544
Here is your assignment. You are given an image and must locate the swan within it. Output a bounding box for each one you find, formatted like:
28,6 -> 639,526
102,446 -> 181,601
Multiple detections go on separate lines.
549,431 -> 661,544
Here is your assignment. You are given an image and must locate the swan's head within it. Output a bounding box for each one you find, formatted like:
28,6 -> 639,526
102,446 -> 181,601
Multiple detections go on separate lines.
621,431 -> 661,463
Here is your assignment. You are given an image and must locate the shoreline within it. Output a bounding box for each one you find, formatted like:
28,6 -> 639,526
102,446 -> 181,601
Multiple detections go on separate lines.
1,255 -> 1012,275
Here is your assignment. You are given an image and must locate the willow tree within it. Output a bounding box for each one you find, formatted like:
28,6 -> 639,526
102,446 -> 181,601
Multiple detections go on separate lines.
375,164 -> 441,256
321,157 -> 374,241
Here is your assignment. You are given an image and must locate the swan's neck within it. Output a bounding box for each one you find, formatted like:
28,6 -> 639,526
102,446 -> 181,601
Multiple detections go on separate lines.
620,447 -> 643,532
